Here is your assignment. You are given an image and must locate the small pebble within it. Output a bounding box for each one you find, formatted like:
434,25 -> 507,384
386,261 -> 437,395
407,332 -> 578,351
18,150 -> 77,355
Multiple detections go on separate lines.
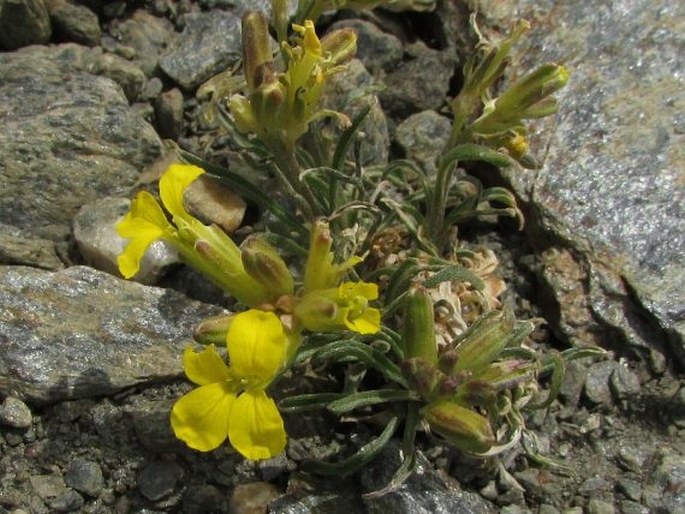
50,489 -> 85,513
584,361 -> 619,405
0,396 -> 33,428
610,365 -> 641,401
587,498 -> 615,514
64,458 -> 104,497
137,460 -> 184,501
228,482 -> 281,514
617,477 -> 642,501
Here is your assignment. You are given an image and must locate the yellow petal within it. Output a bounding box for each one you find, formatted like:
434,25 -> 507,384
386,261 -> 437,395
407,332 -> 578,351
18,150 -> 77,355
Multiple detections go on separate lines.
229,390 -> 286,460
183,345 -> 231,386
227,310 -> 286,382
339,281 -> 378,301
159,163 -> 205,220
170,382 -> 235,452
116,191 -> 169,279
345,307 -> 381,335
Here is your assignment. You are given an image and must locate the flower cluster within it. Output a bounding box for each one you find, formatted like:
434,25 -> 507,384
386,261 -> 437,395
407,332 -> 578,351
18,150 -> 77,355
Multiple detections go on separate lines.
229,13 -> 356,151
117,163 -> 380,460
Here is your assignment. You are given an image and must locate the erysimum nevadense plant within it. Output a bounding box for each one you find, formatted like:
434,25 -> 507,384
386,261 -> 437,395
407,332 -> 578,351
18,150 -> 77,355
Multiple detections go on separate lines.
115,0 -> 604,492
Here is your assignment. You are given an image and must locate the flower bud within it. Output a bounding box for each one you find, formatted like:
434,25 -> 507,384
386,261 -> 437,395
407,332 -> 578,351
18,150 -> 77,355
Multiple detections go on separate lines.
495,63 -> 569,120
228,95 -> 258,134
241,11 -> 274,93
303,219 -> 335,292
402,287 -> 437,363
241,236 -> 294,298
400,357 -> 443,399
193,314 -> 233,345
422,400 -> 495,454
452,312 -> 527,376
321,28 -> 357,66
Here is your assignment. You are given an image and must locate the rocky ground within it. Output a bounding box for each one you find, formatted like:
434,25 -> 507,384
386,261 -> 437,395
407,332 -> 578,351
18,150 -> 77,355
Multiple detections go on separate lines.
0,0 -> 683,513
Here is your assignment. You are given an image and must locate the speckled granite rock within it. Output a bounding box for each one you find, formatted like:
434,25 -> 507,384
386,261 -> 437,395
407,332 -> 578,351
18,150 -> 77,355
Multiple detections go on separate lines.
0,0 -> 52,50
0,266 -> 226,404
0,44 -> 161,243
159,11 -> 242,91
491,0 -> 685,365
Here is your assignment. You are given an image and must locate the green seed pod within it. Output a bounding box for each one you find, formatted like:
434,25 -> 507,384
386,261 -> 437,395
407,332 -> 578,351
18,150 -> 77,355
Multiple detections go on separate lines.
241,11 -> 274,93
422,400 -> 495,454
193,314 -> 233,346
402,286 -> 438,364
241,236 -> 294,298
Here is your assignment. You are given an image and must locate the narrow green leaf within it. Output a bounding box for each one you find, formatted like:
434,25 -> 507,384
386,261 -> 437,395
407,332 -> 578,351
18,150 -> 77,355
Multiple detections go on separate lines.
279,393 -> 345,412
422,264 -> 485,290
327,389 -> 420,415
332,105 -> 371,171
439,143 -> 516,171
312,341 -> 407,387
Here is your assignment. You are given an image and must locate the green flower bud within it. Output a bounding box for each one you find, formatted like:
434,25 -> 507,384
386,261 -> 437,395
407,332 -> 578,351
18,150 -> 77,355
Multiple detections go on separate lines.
241,11 -> 274,93
400,357 -> 443,399
422,400 -> 495,454
321,28 -> 357,66
402,287 -> 438,363
452,312 -> 515,376
241,236 -> 294,298
228,95 -> 258,134
193,314 -> 233,345
494,63 -> 569,120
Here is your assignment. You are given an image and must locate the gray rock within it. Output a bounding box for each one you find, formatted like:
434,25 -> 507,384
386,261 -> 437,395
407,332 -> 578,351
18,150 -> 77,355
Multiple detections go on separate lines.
46,0 -> 101,46
269,488 -> 364,514
328,19 -> 403,73
0,224 -> 63,270
618,500 -> 649,514
499,0 -> 685,364
137,460 -> 184,501
559,359 -> 588,407
64,458 -> 104,497
0,266 -> 226,404
616,477 -> 642,502
110,9 -> 177,78
155,88 -> 185,140
322,59 -> 390,165
0,45 -> 162,243
160,11 -> 242,91
380,42 -> 457,117
50,489 -> 85,513
143,77 -> 165,101
0,0 -> 52,50
129,398 -> 180,451
395,110 -> 452,175
0,396 -> 33,428
181,484 -> 226,514
29,474 -> 67,501
587,499 -> 615,514
647,452 -> 685,512
97,52 -> 147,102
609,364 -> 641,401
72,197 -> 181,285
584,361 -> 619,405
361,443 -> 497,514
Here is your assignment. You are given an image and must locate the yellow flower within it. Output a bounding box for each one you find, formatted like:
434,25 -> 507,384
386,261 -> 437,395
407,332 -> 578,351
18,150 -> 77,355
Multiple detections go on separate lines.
303,219 -> 362,293
117,163 -> 204,279
171,310 -> 288,460
116,163 -> 270,306
294,281 -> 381,335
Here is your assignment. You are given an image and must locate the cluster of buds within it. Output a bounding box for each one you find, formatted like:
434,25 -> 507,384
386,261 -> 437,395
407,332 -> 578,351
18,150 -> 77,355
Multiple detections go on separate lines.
229,11 -> 357,151
448,18 -> 569,168
400,287 -> 535,453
